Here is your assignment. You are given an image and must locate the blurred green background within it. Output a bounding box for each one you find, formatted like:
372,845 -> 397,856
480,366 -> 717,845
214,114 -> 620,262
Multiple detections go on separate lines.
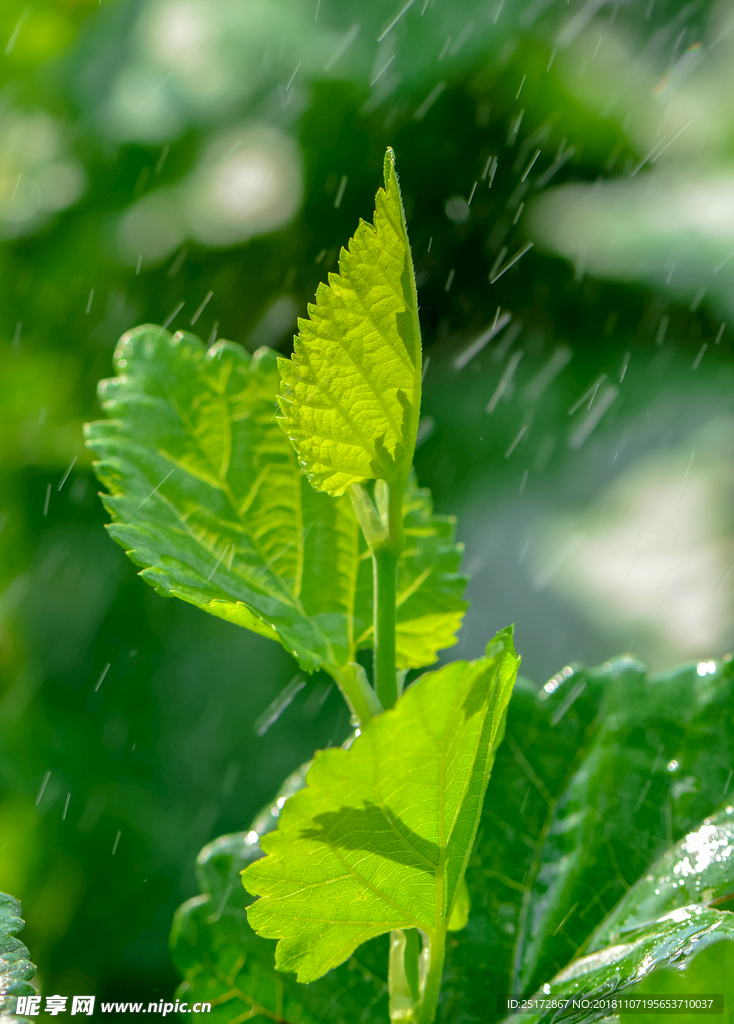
3,0 -> 734,1007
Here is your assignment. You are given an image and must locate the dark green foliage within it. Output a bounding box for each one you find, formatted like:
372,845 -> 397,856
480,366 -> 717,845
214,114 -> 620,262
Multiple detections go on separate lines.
0,892 -> 36,1020
440,656 -> 734,1022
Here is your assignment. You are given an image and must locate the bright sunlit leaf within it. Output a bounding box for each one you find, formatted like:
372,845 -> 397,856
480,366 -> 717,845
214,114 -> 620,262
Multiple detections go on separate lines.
85,326 -> 465,675
242,628 -> 519,983
277,148 -> 422,496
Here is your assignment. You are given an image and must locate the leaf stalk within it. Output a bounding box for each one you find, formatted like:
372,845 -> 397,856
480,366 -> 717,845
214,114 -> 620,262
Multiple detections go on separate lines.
350,478 -> 406,710
373,546 -> 400,709
330,663 -> 382,726
415,930 -> 446,1024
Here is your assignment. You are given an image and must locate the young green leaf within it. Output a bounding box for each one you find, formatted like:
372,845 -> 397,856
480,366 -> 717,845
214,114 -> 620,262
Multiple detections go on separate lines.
242,627 -> 519,1017
171,765 -> 389,1024
277,148 -> 422,497
0,892 -> 37,1018
85,326 -> 465,686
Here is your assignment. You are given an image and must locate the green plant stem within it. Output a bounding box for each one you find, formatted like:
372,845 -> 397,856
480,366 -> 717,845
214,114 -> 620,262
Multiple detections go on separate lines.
330,663 -> 382,726
416,930 -> 446,1024
373,548 -> 399,709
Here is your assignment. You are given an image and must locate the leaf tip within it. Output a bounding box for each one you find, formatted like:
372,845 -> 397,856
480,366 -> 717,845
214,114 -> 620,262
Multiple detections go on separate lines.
484,624 -> 516,660
383,146 -> 396,188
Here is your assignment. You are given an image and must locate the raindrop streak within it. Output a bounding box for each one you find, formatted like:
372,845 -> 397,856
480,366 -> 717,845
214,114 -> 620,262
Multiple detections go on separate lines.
650,121 -> 692,164
414,81 -> 446,121
535,146 -> 575,189
507,109 -> 524,145
12,322 -> 21,347
715,322 -> 726,345
43,484 -> 51,517
546,48 -> 557,71
630,138 -> 668,177
725,770 -> 733,796
453,312 -> 512,370
378,0 -> 418,40
190,291 -> 214,326
438,37 -> 452,61
35,771 -> 51,807
525,346 -> 572,401
444,269 -> 455,292
162,302 -> 184,331
587,379 -> 602,409
334,176 -> 348,209
324,23 -> 360,71
492,321 -> 522,362
208,322 -> 219,347
254,676 -> 307,736
167,248 -> 188,277
552,901 -> 579,936
58,456 -> 77,491
138,467 -> 175,509
94,663 -> 111,692
4,8 -> 30,56
557,0 -> 608,50
551,680 -> 587,725
713,251 -> 734,274
490,248 -> 509,280
569,385 -> 619,449
155,144 -> 170,174
520,149 -> 541,181
490,242 -> 534,284
634,778 -> 652,812
487,350 -> 524,413
370,55 -> 396,85
135,255 -> 142,275
285,62 -> 301,91
505,425 -> 527,458
513,203 -> 524,225
207,544 -> 232,582
689,286 -> 706,312
112,831 -> 121,855
62,793 -> 71,821
468,181 -> 478,204
519,470 -> 529,494
86,289 -> 94,314
568,374 -> 607,415
619,352 -> 630,382
515,75 -> 526,99
692,343 -> 707,370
